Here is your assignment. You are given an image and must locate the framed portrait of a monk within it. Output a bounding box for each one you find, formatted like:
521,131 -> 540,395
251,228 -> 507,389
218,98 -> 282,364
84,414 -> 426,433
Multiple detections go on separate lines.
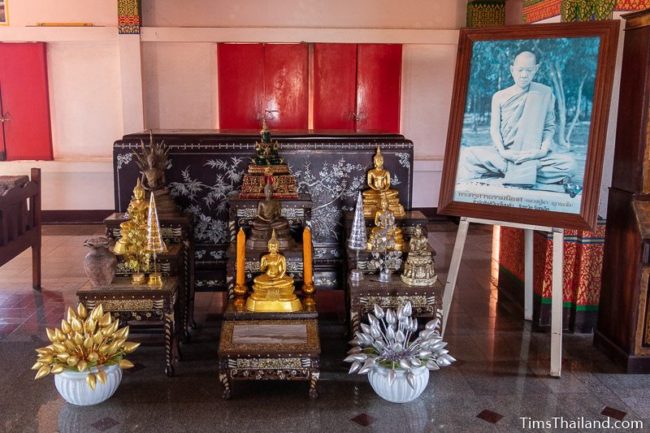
438,21 -> 620,230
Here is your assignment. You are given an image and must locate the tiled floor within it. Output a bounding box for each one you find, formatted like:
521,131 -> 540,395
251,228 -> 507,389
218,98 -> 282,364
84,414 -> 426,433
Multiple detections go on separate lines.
0,224 -> 649,433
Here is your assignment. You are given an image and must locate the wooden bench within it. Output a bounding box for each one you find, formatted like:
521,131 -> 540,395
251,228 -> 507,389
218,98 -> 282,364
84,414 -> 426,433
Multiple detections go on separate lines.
0,168 -> 41,290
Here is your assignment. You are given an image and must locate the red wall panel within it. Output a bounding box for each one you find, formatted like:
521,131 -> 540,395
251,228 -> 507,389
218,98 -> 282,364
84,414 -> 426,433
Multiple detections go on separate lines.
263,44 -> 308,130
313,43 -> 357,130
0,43 -> 53,160
217,43 -> 264,129
356,44 -> 402,133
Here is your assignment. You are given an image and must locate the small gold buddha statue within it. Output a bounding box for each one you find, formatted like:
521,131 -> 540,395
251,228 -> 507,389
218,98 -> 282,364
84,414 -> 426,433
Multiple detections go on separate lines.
245,230 -> 302,313
363,147 -> 406,218
367,194 -> 405,252
401,225 -> 437,286
247,182 -> 293,250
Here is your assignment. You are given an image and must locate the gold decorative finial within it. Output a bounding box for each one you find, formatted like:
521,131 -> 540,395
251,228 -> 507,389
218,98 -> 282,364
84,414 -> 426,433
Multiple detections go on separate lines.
268,229 -> 279,249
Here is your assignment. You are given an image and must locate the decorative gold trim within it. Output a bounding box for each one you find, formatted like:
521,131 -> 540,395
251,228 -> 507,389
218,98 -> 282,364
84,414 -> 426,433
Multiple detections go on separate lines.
97,299 -> 155,311
235,358 -> 303,369
637,267 -> 650,353
623,9 -> 650,29
360,295 -> 430,309
644,137 -> 650,193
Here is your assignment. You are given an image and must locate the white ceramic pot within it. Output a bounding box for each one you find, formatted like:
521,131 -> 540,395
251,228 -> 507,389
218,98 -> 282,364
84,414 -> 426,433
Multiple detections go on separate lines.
367,365 -> 429,403
54,364 -> 122,406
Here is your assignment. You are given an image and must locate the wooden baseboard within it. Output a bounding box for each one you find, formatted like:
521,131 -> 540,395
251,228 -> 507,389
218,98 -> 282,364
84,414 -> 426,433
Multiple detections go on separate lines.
42,210 -> 114,225
594,330 -> 650,373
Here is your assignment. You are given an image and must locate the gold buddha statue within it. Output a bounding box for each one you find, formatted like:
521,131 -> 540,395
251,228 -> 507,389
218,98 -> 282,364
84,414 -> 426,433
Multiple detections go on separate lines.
245,230 -> 302,313
401,225 -> 437,286
367,194 -> 405,252
247,182 -> 293,250
363,147 -> 406,218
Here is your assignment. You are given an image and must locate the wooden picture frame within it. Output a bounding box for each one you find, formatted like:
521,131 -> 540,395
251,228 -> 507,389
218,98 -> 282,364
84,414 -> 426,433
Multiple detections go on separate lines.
0,1 -> 7,25
438,21 -> 620,230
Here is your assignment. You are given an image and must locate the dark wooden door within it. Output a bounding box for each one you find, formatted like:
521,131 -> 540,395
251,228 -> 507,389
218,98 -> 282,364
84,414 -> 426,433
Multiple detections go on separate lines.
313,43 -> 357,130
0,43 -> 53,160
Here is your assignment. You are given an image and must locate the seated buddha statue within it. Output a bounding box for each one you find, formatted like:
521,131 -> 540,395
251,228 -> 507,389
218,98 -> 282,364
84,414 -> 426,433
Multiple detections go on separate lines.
363,147 -> 406,218
247,182 -> 293,250
253,118 -> 285,166
367,195 -> 405,252
401,225 -> 437,286
245,230 -> 303,313
133,137 -> 180,217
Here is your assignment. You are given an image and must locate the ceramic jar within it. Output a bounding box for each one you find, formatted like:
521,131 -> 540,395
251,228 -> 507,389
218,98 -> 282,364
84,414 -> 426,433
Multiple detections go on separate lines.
54,364 -> 122,406
83,237 -> 117,287
367,365 -> 429,403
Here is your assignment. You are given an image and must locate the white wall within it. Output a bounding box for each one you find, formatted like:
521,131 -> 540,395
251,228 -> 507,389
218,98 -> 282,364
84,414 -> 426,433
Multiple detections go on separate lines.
142,0 -> 466,29
596,12 -> 625,218
6,0 -> 115,27
142,42 -> 217,129
401,44 -> 457,206
48,42 -> 123,159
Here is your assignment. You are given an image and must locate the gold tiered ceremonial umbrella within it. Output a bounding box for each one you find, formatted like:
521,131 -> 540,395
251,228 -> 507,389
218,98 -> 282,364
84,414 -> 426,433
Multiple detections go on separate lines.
146,193 -> 167,287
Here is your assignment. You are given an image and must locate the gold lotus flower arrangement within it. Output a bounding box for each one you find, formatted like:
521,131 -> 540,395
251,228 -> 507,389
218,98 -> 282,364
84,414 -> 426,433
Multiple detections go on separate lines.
32,303 -> 140,389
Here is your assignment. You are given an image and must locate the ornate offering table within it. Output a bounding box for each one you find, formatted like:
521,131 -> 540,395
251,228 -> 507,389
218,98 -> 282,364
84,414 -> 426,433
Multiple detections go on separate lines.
77,277 -> 180,377
347,274 -> 442,336
105,212 -> 194,338
218,305 -> 320,399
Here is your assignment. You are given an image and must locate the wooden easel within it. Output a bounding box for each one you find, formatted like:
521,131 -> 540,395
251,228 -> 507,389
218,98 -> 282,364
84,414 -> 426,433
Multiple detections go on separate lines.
441,217 -> 564,377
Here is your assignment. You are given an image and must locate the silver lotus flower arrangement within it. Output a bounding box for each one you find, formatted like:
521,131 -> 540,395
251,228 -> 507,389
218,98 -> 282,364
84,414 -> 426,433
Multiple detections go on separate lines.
345,302 -> 455,389
368,250 -> 402,281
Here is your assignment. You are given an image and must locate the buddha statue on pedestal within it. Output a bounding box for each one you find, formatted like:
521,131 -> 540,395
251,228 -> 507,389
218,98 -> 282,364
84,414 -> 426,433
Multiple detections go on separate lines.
363,147 -> 406,218
245,230 -> 303,313
254,118 -> 285,166
133,135 -> 180,217
240,119 -> 298,199
367,194 -> 405,252
401,225 -> 437,286
247,182 -> 293,250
